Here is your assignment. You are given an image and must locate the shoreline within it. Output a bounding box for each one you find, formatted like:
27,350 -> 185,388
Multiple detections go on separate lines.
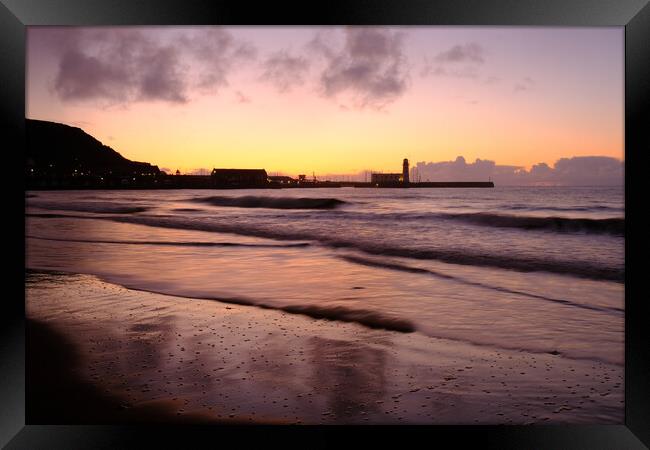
26,270 -> 624,425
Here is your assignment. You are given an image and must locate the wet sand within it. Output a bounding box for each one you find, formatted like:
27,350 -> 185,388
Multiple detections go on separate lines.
27,319 -> 230,424
26,270 -> 624,425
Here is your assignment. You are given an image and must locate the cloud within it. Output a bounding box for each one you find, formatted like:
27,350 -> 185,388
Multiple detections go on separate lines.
138,47 -> 187,102
178,28 -> 257,91
259,50 -> 310,93
43,28 -> 257,105
435,43 -> 485,64
421,43 -> 486,80
412,155 -> 623,186
310,27 -> 410,109
422,64 -> 480,79
550,156 -> 623,185
52,29 -> 188,104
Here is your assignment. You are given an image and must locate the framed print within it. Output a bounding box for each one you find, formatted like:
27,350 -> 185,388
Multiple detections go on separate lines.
1,0 -> 648,448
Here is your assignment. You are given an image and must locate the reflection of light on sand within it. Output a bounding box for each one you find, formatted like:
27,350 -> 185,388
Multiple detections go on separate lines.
26,271 -> 624,424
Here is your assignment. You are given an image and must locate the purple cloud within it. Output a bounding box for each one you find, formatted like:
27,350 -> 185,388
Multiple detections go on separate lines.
55,49 -> 132,101
137,47 -> 187,102
412,156 -> 623,186
178,28 -> 257,91
43,28 -> 257,105
422,43 -> 486,80
422,64 -> 480,79
435,43 -> 485,64
260,50 -> 310,93
310,28 -> 410,109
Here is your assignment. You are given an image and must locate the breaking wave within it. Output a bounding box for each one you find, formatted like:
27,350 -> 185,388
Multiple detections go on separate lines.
105,215 -> 625,283
334,211 -> 624,235
339,254 -> 624,315
26,213 -> 624,282
501,204 -> 622,213
191,195 -> 346,210
442,212 -> 624,235
28,201 -> 148,214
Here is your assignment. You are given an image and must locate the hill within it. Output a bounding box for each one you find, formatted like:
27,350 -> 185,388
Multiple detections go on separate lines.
26,119 -> 160,179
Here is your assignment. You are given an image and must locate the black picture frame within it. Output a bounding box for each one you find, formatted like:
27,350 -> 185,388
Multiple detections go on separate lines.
2,0 -> 648,448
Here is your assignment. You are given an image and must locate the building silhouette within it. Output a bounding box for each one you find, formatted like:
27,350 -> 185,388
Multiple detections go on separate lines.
370,158 -> 410,186
402,158 -> 410,184
211,168 -> 268,187
268,175 -> 296,185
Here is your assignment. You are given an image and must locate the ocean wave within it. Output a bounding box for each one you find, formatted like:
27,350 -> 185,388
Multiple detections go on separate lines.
191,195 -> 346,210
114,216 -> 625,282
28,201 -> 148,214
333,211 -> 624,235
26,235 -> 311,249
101,281 -> 415,333
443,212 -> 624,235
331,240 -> 624,283
501,204 -> 622,213
27,213 -> 624,283
339,255 -> 623,315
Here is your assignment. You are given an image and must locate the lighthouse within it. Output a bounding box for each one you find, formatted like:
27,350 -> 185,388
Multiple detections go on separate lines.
402,158 -> 410,184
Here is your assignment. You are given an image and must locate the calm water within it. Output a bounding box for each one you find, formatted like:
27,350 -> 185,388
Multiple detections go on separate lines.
26,186 -> 624,365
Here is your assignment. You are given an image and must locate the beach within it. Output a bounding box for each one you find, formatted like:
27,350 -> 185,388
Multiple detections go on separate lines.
25,187 -> 624,424
26,271 -> 622,424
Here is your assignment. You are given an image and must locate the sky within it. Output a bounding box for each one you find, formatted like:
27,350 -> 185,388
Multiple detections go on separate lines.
26,26 -> 624,182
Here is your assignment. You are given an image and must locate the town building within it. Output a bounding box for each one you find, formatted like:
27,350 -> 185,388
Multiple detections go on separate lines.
370,172 -> 402,184
211,168 -> 268,187
268,175 -> 297,185
370,158 -> 410,186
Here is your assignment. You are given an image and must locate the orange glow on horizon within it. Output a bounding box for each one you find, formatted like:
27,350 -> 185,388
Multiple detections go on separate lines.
26,26 -> 624,175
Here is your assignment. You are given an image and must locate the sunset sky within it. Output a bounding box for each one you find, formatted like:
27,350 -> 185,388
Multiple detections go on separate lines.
26,26 -> 624,176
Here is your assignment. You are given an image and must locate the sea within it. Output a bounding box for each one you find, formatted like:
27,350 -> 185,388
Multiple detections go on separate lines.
26,186 -> 624,367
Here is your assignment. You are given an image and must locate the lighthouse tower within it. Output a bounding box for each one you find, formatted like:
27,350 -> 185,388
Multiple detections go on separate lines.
402,158 -> 410,184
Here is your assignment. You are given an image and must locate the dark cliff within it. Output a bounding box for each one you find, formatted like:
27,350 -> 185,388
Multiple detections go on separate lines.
26,119 -> 160,178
